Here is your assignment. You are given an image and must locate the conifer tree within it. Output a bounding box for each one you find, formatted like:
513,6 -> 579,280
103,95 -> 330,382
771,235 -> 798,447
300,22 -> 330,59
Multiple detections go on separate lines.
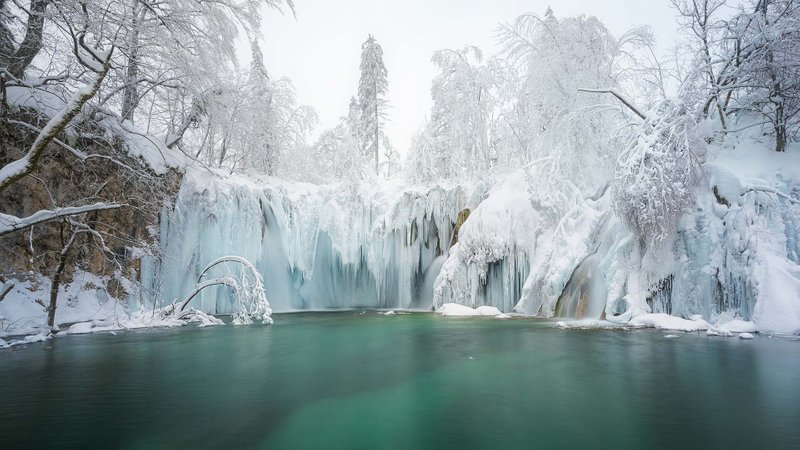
358,35 -> 388,173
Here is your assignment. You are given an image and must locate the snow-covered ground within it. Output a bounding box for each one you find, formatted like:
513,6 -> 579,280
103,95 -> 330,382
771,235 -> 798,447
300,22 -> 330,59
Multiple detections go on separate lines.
0,271 -> 224,348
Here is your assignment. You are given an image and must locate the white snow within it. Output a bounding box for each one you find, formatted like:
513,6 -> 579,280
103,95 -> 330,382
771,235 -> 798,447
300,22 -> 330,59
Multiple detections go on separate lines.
438,303 -> 482,316
0,270 -> 230,344
557,319 -> 623,330
0,271 -> 125,338
437,303 -> 502,317
475,306 -> 503,316
716,319 -> 758,334
739,333 -> 755,340
628,313 -> 712,332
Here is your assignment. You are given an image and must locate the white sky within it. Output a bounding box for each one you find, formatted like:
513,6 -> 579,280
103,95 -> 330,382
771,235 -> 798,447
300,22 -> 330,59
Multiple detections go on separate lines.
258,0 -> 679,154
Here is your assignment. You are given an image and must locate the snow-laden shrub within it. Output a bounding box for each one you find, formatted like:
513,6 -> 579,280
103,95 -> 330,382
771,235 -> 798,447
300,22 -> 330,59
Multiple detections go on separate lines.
613,100 -> 705,248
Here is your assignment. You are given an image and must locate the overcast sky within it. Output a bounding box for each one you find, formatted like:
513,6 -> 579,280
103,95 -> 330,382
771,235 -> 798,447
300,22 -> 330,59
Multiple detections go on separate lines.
258,0 -> 680,154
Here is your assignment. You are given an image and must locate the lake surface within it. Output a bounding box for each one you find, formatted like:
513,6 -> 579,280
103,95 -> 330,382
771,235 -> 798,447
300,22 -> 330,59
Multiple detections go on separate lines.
1,312 -> 799,449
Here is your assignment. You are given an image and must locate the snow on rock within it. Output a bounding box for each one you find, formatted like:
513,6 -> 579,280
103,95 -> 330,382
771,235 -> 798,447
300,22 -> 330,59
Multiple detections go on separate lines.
66,322 -> 95,335
433,170 -> 539,312
716,319 -> 758,334
1,332 -> 52,348
475,306 -> 503,316
0,271 -> 124,338
739,333 -> 755,340
557,319 -> 624,330
436,304 -> 504,317
628,313 -> 712,332
0,270 -> 227,343
382,310 -> 397,316
495,313 -> 512,320
438,303 -> 482,316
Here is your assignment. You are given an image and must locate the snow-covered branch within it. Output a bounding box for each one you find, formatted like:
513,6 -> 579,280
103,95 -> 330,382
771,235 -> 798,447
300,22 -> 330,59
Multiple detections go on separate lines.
0,203 -> 123,237
577,88 -> 647,120
178,277 -> 240,313
746,185 -> 800,205
0,57 -> 111,194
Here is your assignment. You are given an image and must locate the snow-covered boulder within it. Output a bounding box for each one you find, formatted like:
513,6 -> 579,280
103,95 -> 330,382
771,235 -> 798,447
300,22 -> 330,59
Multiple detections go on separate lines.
628,313 -> 712,332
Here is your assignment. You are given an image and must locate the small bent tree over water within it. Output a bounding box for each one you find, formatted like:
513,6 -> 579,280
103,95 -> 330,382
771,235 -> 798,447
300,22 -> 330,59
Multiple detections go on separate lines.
167,256 -> 273,325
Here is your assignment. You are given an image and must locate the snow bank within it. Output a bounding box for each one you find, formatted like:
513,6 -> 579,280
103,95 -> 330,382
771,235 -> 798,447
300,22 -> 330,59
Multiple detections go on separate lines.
628,313 -> 712,332
0,271 -> 124,338
716,319 -> 758,334
0,271 -> 228,344
437,303 -> 503,317
6,85 -> 188,175
556,319 -> 623,330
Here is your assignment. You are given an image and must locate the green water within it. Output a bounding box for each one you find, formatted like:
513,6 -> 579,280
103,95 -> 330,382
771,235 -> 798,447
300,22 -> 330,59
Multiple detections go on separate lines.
1,312 -> 799,449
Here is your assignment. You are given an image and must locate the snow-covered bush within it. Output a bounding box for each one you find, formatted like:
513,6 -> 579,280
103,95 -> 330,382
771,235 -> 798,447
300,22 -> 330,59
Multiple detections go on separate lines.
613,100 -> 705,247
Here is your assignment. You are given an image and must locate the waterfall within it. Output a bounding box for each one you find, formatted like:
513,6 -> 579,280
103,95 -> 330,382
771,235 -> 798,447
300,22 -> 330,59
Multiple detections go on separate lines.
140,170 -> 484,313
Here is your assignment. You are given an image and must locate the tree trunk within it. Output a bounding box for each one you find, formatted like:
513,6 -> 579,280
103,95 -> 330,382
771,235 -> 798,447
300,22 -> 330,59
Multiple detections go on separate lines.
1,0 -> 50,79
374,80 -> 379,174
121,1 -> 141,122
47,225 -> 79,329
775,120 -> 787,152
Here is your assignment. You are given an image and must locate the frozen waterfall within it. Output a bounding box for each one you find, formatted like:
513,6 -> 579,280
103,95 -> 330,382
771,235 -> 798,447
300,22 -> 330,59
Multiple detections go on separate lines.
139,150 -> 800,335
140,170 -> 487,313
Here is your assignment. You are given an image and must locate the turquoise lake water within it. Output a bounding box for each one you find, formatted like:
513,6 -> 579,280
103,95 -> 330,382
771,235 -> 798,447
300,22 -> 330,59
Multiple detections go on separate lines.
1,312 -> 799,449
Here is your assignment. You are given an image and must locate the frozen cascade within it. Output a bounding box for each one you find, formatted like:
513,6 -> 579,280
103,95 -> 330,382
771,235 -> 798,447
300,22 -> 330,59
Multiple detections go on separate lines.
420,256 -> 447,310
140,170 -> 488,313
138,146 -> 800,334
433,149 -> 800,334
553,252 -> 608,319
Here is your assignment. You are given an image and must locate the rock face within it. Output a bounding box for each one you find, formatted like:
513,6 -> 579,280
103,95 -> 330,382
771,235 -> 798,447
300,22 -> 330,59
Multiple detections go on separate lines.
449,208 -> 471,247
0,111 -> 181,298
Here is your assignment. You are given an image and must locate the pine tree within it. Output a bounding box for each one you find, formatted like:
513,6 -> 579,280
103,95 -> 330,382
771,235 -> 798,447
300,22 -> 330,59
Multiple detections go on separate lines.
358,34 -> 388,174
347,96 -> 361,150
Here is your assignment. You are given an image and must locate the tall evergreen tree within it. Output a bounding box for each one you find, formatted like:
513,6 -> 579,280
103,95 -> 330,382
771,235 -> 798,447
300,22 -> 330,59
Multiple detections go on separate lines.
347,96 -> 361,150
358,34 -> 388,173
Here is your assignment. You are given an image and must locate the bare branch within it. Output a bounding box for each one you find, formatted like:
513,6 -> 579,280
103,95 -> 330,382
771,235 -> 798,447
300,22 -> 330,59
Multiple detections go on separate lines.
577,88 -> 647,120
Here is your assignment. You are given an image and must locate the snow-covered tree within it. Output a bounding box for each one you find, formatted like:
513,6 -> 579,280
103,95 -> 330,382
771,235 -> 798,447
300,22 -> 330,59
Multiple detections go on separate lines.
407,11 -> 652,188
613,99 -> 706,248
732,0 -> 800,151
347,96 -> 361,150
498,11 -> 653,189
406,46 -> 499,181
671,0 -> 800,151
358,34 -> 388,173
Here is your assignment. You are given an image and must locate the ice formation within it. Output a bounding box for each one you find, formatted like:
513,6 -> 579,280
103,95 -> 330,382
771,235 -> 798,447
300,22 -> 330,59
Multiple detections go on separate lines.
132,142 -> 800,336
140,169 -> 488,314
